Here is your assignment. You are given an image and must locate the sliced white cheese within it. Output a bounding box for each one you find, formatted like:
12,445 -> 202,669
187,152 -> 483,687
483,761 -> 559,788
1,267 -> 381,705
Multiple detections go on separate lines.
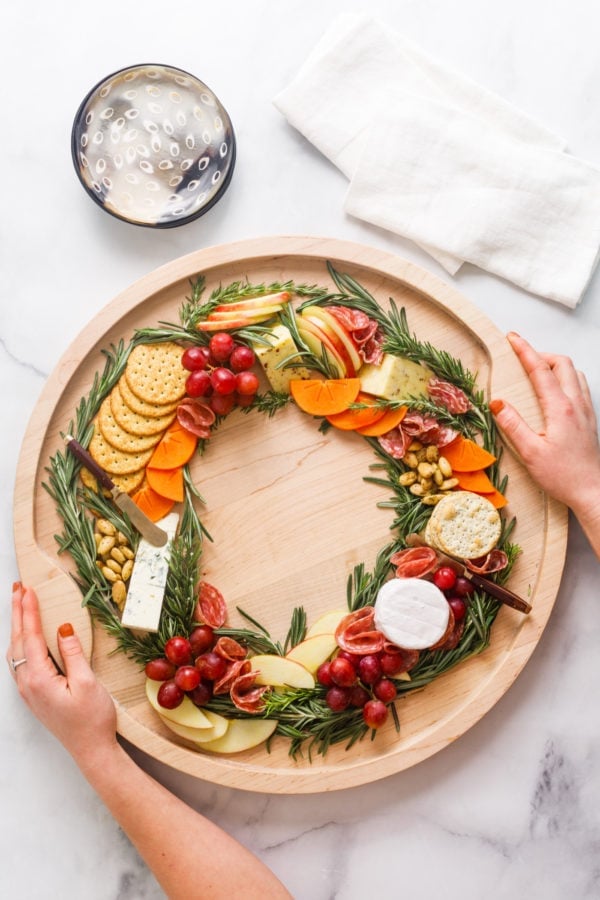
360,353 -> 433,401
374,577 -> 450,650
121,512 -> 179,632
253,324 -> 313,393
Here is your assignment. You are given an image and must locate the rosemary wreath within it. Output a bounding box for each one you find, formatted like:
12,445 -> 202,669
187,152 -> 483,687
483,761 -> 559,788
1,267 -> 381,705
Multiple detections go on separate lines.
43,264 -> 519,759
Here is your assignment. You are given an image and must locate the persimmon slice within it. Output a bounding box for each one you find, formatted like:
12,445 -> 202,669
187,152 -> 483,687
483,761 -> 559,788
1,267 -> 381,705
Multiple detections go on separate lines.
148,420 -> 198,470
131,482 -> 175,522
441,436 -> 496,471
290,378 -> 361,416
326,393 -> 386,431
356,405 -> 408,436
454,469 -> 496,494
146,465 -> 185,502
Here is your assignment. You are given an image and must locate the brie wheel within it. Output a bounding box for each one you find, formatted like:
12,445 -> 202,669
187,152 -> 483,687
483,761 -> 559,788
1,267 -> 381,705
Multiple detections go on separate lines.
374,578 -> 450,650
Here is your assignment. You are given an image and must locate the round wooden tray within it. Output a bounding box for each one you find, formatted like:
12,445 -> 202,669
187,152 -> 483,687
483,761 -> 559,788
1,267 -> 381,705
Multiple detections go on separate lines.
13,236 -> 567,793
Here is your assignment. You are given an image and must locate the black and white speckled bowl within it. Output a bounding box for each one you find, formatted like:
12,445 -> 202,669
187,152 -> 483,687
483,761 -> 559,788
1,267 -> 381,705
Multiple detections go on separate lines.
71,64 -> 236,228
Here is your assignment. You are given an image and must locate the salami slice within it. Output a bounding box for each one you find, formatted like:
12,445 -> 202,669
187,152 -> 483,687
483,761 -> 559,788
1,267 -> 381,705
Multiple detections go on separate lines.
213,636 -> 247,662
335,607 -> 385,655
434,617 -> 465,651
390,547 -> 438,579
213,659 -> 251,696
378,427 -> 411,459
194,582 -> 228,628
429,604 -> 456,650
230,670 -> 268,713
177,399 -> 215,438
381,643 -> 420,671
427,378 -> 471,414
328,306 -> 385,365
465,550 -> 509,575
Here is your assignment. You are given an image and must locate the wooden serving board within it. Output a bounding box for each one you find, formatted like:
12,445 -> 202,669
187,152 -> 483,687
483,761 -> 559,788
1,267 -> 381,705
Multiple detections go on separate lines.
13,236 -> 568,793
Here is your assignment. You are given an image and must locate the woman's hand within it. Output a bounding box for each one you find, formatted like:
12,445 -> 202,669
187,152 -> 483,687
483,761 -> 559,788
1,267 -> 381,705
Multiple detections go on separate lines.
7,583 -> 118,765
491,332 -> 600,555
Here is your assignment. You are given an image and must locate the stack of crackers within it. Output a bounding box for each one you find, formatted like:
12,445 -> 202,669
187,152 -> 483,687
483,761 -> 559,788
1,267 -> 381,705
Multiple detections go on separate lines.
83,342 -> 187,493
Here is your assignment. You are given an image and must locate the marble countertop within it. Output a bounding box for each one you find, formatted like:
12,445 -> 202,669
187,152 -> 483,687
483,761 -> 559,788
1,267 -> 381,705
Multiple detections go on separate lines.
2,1 -> 599,898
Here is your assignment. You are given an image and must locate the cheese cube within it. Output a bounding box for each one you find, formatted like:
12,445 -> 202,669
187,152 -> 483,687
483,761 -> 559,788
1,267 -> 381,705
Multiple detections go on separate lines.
359,353 -> 433,401
253,324 -> 313,393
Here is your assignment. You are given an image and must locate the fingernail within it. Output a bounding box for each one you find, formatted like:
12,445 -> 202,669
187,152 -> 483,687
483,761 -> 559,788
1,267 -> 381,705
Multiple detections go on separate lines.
12,581 -> 22,593
58,623 -> 74,638
489,399 -> 505,415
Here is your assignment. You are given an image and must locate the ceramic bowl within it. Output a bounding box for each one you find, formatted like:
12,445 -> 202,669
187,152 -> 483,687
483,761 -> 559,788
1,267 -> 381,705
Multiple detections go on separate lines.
71,64 -> 236,227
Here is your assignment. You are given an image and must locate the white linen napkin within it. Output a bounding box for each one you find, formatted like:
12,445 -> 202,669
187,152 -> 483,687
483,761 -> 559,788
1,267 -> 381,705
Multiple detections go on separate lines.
274,14 -> 600,307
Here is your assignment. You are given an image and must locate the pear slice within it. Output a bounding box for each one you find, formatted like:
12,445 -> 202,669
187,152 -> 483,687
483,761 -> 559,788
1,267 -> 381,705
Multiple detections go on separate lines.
249,654 -> 315,689
146,678 -> 212,729
159,710 -> 229,744
306,609 -> 347,638
286,634 -> 338,674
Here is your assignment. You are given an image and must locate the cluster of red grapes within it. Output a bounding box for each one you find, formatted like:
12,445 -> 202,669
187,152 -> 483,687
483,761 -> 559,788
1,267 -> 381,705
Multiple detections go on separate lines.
145,626 -> 226,710
431,565 -> 474,621
182,332 -> 259,417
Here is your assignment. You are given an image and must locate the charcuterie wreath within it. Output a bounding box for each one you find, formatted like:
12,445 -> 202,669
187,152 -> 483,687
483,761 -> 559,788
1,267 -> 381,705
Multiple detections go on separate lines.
45,263 -> 524,759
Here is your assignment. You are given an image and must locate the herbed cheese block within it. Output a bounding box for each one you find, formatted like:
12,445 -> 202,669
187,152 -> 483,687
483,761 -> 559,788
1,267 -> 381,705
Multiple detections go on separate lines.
253,324 -> 313,393
360,353 -> 433,401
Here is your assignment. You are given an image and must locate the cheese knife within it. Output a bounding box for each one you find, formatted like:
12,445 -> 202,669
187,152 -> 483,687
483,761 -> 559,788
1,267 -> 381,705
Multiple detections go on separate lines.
65,435 -> 168,547
406,532 -> 532,614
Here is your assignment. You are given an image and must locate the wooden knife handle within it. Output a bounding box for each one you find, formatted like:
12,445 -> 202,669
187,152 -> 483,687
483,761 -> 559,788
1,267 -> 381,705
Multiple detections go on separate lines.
467,571 -> 532,614
65,435 -> 114,492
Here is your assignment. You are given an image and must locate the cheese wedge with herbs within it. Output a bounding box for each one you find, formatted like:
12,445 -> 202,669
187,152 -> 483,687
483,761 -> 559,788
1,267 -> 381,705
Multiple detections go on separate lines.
360,353 -> 433,401
253,324 -> 313,393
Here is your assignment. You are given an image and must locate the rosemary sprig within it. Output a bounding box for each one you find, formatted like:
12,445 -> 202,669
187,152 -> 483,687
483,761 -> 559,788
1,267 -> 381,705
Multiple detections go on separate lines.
284,607 -> 307,653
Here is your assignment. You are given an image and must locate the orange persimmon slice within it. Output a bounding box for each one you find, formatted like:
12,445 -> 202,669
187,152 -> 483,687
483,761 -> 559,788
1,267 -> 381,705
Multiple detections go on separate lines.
454,469 -> 497,494
356,405 -> 408,437
131,482 -> 175,522
290,378 -> 361,416
148,420 -> 198,470
484,489 -> 508,509
326,393 -> 387,431
146,465 -> 185,502
441,436 -> 496,472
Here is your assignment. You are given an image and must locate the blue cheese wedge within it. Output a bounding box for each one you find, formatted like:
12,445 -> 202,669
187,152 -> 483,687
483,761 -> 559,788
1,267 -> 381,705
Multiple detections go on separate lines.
374,577 -> 450,650
360,353 -> 433,401
121,511 -> 179,632
253,324 -> 313,393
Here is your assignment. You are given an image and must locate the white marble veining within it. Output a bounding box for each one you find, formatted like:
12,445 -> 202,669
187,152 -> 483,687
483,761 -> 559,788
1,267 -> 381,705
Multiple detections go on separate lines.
1,1 -> 599,898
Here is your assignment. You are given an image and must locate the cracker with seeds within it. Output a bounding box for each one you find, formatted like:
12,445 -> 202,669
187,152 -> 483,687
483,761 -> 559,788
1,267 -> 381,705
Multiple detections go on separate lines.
110,383 -> 177,436
124,342 -> 187,405
97,397 -> 162,454
89,419 -> 154,475
426,491 -> 501,559
118,373 -> 179,419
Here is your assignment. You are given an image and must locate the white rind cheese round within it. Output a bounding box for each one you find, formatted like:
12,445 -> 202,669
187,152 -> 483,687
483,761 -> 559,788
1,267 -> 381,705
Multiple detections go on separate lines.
374,578 -> 450,650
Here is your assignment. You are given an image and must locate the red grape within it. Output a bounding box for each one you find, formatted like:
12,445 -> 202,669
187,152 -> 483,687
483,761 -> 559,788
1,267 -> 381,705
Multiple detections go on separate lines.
329,656 -> 357,687
316,661 -> 334,687
182,346 -> 211,371
363,699 -> 388,729
174,665 -> 201,692
189,681 -> 213,707
448,596 -> 467,622
348,685 -> 370,708
157,680 -> 184,709
336,650 -> 361,669
189,625 -> 215,657
235,392 -> 255,408
164,636 -> 192,667
144,657 -> 176,681
210,393 -> 236,416
325,686 -> 350,712
379,651 -> 407,677
210,367 -> 237,395
373,678 -> 397,703
454,576 -> 475,597
235,371 -> 259,396
209,333 -> 235,363
433,566 -> 458,592
357,654 -> 382,686
195,651 -> 228,682
186,369 -> 212,398
229,345 -> 255,372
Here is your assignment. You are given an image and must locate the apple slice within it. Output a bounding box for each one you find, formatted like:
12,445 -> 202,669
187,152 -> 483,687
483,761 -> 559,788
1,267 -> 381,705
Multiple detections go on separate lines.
286,634 -> 338,674
207,305 -> 282,322
302,307 -> 362,372
213,291 -> 290,313
145,678 -> 212,729
249,654 -> 315,689
159,710 -> 230,743
199,718 -> 277,754
198,318 -> 254,332
297,321 -> 346,378
306,609 -> 347,638
300,313 -> 357,377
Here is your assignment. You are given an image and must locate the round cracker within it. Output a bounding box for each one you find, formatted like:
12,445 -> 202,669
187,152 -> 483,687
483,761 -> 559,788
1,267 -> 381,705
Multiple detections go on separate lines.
124,342 -> 187,405
89,419 -> 154,475
428,491 -> 501,560
110,383 -> 177,436
79,465 -> 145,495
118,372 -> 180,419
98,397 -> 162,454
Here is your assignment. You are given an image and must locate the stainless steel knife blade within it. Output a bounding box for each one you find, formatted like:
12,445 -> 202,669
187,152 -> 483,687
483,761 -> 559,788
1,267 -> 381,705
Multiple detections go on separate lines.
65,435 -> 168,547
406,532 -> 531,614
